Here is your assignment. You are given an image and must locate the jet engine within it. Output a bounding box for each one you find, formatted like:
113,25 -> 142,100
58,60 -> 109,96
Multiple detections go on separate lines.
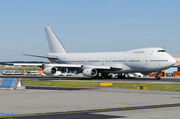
43,67 -> 56,75
82,68 -> 97,77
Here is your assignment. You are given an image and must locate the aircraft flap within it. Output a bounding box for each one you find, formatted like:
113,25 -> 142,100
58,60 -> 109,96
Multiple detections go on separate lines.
110,64 -> 123,69
82,64 -> 123,70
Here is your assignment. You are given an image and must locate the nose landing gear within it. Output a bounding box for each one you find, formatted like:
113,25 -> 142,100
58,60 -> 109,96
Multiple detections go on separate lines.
155,72 -> 161,80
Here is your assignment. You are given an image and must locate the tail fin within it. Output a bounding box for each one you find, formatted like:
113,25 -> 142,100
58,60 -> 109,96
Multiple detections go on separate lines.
45,27 -> 67,53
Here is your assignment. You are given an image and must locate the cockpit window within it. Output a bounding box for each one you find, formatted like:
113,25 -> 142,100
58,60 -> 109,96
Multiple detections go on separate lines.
157,50 -> 166,52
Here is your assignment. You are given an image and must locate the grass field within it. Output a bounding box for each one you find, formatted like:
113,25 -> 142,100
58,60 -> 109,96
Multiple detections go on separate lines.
22,81 -> 180,91
0,67 -> 41,71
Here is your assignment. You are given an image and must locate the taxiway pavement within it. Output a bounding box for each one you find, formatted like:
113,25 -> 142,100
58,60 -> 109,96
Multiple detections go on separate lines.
1,75 -> 180,118
0,87 -> 180,118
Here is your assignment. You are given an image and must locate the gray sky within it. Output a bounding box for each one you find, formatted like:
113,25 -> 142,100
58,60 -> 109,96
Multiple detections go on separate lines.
0,0 -> 180,61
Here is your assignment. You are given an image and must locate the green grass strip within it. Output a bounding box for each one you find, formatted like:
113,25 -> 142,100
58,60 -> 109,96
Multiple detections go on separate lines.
22,81 -> 180,91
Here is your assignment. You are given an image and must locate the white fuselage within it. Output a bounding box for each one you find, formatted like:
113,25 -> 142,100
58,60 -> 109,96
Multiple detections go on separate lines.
48,47 -> 176,74
15,27 -> 176,78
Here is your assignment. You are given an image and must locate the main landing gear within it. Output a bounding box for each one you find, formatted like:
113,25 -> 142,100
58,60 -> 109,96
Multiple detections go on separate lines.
117,73 -> 126,79
91,73 -> 112,79
91,73 -> 127,79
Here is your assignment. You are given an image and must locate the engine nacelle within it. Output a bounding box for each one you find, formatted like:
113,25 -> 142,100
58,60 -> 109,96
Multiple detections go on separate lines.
82,68 -> 97,77
43,67 -> 56,75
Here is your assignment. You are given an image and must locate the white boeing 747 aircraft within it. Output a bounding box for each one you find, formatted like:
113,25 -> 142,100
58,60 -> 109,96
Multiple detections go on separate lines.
15,27 -> 176,79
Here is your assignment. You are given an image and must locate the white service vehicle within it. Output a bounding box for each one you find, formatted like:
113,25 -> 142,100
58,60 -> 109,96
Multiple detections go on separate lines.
133,73 -> 144,77
26,71 -> 39,76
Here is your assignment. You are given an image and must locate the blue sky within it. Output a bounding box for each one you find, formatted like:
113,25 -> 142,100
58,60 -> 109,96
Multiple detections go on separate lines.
0,0 -> 180,61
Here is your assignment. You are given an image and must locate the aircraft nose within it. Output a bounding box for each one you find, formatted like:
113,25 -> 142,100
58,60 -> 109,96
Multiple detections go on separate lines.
170,57 -> 176,66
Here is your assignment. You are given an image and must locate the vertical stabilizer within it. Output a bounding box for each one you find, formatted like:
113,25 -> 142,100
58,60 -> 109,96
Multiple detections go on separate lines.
45,27 -> 67,53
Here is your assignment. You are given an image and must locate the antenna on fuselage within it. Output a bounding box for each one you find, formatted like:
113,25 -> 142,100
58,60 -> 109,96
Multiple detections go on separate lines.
162,44 -> 166,49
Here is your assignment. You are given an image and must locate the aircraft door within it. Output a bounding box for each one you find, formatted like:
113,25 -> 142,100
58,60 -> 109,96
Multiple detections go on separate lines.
151,50 -> 154,55
102,59 -> 104,65
145,60 -> 148,65
125,57 -> 128,65
125,60 -> 128,65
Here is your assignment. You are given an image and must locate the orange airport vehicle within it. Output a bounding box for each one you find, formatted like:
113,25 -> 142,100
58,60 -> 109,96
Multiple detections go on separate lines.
37,70 -> 43,75
149,71 -> 165,77
173,65 -> 180,77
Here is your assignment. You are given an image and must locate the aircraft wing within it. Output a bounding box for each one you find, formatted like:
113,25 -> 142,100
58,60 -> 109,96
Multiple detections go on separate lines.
14,63 -> 122,70
110,64 -> 123,69
14,63 -> 43,67
14,63 -> 82,68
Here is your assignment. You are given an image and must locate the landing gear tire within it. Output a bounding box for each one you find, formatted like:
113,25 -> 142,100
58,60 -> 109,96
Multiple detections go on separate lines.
91,76 -> 102,79
155,75 -> 161,80
103,73 -> 112,79
117,74 -> 126,79
91,73 -> 103,79
104,75 -> 111,79
91,76 -> 96,79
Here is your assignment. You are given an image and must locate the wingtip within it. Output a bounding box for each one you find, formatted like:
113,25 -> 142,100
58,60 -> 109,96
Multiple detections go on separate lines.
44,27 -> 51,29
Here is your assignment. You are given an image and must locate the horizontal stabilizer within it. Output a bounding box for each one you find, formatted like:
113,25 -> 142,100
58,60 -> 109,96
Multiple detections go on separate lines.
23,54 -> 58,59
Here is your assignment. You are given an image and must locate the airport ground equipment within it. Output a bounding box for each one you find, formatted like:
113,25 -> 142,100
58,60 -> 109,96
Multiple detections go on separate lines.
99,83 -> 113,87
136,86 -> 148,90
0,78 -> 22,90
